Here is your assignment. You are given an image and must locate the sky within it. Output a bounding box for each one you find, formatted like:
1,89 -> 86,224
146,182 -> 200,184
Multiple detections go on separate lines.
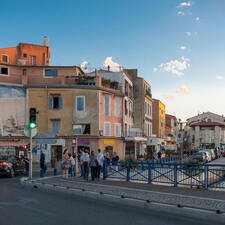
1,0 -> 225,121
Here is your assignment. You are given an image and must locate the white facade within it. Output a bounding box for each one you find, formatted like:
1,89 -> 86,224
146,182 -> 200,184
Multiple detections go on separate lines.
186,112 -> 225,149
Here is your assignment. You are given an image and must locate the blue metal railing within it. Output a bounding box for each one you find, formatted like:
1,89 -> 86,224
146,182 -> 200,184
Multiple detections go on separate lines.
103,161 -> 225,190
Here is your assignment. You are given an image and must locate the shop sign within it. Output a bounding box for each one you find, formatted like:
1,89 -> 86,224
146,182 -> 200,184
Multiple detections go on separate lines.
78,139 -> 90,145
103,139 -> 115,145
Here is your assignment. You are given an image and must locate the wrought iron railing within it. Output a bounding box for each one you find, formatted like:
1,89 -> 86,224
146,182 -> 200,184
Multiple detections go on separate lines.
103,159 -> 225,190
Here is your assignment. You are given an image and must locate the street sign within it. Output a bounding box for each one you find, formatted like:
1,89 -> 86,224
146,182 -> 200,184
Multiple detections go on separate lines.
24,126 -> 37,137
35,139 -> 57,144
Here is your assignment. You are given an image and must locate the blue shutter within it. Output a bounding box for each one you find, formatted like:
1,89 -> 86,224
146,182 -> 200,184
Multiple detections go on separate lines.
59,96 -> 62,109
52,121 -> 59,134
49,96 -> 53,109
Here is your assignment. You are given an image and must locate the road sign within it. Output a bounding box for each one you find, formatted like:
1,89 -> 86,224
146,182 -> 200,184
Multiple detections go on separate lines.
24,126 -> 37,137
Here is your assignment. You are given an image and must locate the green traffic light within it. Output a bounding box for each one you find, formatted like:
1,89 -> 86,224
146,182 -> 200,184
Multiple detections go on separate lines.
29,122 -> 36,129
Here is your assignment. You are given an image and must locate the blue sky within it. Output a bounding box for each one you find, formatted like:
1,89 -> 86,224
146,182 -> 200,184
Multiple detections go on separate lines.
1,0 -> 225,120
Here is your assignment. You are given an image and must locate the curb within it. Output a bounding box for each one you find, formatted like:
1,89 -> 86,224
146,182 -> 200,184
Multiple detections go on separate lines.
20,178 -> 225,216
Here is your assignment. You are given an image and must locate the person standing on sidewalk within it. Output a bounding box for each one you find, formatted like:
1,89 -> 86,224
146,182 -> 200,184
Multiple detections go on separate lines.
40,151 -> 46,175
111,152 -> 119,171
68,153 -> 75,177
96,149 -> 104,180
82,150 -> 90,181
89,151 -> 97,181
78,148 -> 84,177
62,149 -> 70,179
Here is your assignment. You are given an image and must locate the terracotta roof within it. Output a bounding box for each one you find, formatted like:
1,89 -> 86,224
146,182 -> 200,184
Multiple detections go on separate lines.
190,121 -> 225,127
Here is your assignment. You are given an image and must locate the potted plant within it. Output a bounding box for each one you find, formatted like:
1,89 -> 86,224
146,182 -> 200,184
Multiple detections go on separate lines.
137,154 -> 144,161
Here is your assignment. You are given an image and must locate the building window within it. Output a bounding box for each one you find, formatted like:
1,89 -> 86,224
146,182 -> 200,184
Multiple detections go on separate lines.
104,122 -> 111,136
49,95 -> 62,109
22,69 -> 27,76
44,69 -> 58,77
114,97 -> 120,117
114,123 -> 121,137
51,120 -> 60,134
125,100 -> 128,115
30,56 -> 36,65
76,96 -> 85,112
0,67 -> 9,75
23,53 -> 27,58
125,123 -> 128,136
73,124 -> 90,135
1,55 -> 8,63
145,102 -> 152,117
105,95 -> 110,116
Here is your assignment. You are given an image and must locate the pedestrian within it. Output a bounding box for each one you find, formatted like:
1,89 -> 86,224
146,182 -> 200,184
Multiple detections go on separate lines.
62,149 -> 70,179
96,149 -> 104,180
111,152 -> 119,171
111,152 -> 119,165
40,151 -> 46,175
78,148 -> 84,177
89,151 -> 97,181
82,150 -> 90,180
68,153 -> 75,177
23,155 -> 29,176
157,151 -> 162,160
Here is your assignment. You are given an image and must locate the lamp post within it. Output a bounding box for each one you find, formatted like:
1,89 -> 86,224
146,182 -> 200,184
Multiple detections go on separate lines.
177,119 -> 184,160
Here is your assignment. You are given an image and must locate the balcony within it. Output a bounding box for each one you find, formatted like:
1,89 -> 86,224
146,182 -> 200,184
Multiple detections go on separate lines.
145,90 -> 152,98
73,75 -> 96,86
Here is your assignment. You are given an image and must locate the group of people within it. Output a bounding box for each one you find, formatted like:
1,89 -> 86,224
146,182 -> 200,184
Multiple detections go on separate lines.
61,148 -> 120,181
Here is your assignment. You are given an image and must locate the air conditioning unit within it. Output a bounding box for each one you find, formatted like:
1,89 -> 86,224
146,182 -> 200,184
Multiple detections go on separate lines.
99,130 -> 103,136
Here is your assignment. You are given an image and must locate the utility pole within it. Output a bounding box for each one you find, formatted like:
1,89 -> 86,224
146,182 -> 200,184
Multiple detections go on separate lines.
29,128 -> 33,180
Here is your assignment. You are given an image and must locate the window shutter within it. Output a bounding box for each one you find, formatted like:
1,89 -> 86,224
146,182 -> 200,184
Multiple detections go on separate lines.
49,96 -> 53,109
59,96 -> 62,109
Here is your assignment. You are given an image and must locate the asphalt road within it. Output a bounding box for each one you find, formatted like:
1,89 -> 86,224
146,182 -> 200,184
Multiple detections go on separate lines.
0,176 -> 225,225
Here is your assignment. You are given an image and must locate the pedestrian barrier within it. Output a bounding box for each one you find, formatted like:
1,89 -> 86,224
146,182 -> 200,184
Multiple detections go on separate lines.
104,160 -> 225,190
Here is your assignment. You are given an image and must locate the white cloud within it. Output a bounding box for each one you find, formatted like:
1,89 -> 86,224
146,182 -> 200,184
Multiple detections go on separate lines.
180,45 -> 187,50
177,11 -> 185,16
154,57 -> 190,77
104,57 -> 121,71
166,95 -> 175,100
178,1 -> 192,7
80,61 -> 89,71
185,32 -> 191,36
216,75 -> 224,80
195,17 -> 200,22
179,85 -> 191,94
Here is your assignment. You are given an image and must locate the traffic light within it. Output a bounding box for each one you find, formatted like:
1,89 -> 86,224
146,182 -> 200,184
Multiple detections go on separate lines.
29,108 -> 37,129
23,144 -> 30,152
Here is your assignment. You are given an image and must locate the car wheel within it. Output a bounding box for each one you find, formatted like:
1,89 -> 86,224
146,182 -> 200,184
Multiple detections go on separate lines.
9,169 -> 14,178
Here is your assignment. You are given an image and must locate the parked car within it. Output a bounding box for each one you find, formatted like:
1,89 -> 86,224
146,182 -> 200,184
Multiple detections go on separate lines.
199,150 -> 212,162
207,149 -> 216,160
0,156 -> 25,177
191,152 -> 207,163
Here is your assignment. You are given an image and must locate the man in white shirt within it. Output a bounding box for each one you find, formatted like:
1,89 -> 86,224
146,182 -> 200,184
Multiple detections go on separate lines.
95,149 -> 104,180
82,150 -> 90,180
68,153 -> 75,176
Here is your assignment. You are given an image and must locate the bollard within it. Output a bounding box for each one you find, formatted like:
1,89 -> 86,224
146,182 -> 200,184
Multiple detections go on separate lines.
53,168 -> 57,176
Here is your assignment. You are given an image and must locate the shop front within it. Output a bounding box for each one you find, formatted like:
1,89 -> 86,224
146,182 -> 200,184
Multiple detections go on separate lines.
99,138 -> 124,159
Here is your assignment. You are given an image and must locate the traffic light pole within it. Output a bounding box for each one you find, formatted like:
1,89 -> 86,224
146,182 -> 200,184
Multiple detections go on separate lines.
29,128 -> 33,180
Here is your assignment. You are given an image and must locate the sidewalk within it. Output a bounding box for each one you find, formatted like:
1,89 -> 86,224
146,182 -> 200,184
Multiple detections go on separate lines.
22,176 -> 225,213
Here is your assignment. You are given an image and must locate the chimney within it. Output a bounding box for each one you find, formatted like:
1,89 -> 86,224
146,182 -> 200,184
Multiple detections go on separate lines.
43,36 -> 48,46
107,65 -> 110,71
